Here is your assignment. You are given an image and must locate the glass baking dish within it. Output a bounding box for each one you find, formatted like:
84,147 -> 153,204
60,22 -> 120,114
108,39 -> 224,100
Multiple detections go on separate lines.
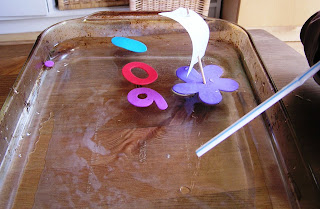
0,12 -> 318,208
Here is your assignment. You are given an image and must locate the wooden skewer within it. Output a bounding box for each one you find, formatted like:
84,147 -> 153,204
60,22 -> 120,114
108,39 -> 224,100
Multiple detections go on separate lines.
187,8 -> 190,16
198,56 -> 206,84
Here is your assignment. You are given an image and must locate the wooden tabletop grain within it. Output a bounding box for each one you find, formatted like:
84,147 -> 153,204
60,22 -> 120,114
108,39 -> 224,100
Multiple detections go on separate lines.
0,42 -> 34,107
0,30 -> 319,204
248,29 -> 320,183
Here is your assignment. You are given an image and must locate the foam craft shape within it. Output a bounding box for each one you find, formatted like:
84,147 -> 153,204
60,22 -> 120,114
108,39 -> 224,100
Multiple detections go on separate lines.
172,65 -> 239,105
111,37 -> 147,53
159,8 -> 209,76
127,87 -> 168,110
122,62 -> 158,85
45,60 -> 54,68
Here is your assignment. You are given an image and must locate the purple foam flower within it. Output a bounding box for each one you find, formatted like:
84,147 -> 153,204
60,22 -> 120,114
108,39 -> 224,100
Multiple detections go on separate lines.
173,65 -> 239,105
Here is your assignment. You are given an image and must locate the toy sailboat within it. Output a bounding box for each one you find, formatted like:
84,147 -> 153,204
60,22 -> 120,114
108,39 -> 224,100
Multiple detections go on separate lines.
160,8 -> 239,105
159,8 -> 210,79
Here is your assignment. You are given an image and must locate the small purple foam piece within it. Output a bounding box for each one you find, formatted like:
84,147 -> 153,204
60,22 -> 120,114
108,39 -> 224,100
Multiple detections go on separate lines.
172,65 -> 239,105
45,60 -> 55,68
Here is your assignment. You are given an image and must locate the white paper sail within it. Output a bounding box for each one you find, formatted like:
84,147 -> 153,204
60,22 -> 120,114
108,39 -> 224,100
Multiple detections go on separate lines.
159,8 -> 209,76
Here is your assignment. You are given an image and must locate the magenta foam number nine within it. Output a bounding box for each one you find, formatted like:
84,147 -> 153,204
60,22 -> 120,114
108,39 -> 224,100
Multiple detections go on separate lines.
122,62 -> 168,110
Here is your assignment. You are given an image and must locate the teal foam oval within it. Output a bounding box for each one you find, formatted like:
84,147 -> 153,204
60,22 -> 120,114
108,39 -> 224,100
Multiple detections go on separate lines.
111,37 -> 147,53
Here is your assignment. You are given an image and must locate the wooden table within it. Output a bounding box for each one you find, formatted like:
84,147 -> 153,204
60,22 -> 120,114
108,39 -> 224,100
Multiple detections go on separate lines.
0,42 -> 35,106
249,30 -> 320,191
0,30 -> 319,204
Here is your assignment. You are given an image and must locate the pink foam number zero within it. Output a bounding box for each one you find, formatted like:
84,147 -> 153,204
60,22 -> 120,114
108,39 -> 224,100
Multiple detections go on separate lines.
127,87 -> 168,110
122,62 -> 158,85
44,60 -> 55,68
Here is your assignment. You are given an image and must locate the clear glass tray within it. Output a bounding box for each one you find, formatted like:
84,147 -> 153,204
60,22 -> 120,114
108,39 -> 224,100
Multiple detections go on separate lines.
0,12 -> 312,208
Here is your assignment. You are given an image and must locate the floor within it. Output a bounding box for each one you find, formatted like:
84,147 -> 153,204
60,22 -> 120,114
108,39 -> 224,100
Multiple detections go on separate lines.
285,41 -> 304,56
247,26 -> 305,57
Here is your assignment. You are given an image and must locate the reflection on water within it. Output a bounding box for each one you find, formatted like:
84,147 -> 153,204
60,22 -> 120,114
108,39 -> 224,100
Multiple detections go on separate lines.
180,186 -> 191,194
